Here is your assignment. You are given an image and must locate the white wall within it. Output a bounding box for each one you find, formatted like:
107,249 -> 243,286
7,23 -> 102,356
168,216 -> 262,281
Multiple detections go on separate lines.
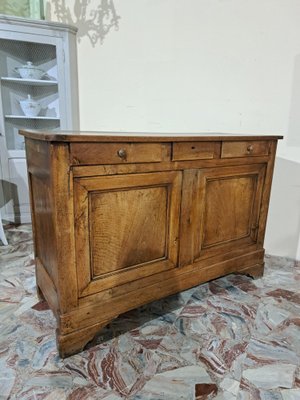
264,157 -> 300,260
45,0 -> 300,259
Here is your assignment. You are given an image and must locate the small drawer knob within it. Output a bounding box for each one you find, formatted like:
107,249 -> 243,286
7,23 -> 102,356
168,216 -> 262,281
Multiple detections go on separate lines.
117,148 -> 127,159
247,144 -> 254,153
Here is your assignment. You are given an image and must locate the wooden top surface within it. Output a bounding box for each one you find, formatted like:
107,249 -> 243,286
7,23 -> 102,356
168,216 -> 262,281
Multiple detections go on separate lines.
19,129 -> 283,143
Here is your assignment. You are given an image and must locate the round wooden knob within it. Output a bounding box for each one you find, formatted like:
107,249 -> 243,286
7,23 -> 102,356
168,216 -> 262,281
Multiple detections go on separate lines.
117,148 -> 127,159
247,144 -> 253,153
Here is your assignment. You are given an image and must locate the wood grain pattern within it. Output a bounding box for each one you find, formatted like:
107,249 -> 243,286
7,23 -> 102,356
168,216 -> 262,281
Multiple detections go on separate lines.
178,169 -> 199,267
23,131 -> 281,357
59,249 -> 265,336
74,171 -> 182,297
71,155 -> 272,178
70,142 -> 171,165
172,141 -> 221,161
20,129 -> 283,142
221,140 -> 270,158
256,140 -> 278,246
90,186 -> 167,276
79,243 -> 261,308
25,139 -> 51,179
57,319 -> 111,358
203,176 -> 256,245
35,257 -> 59,316
50,144 -> 78,313
194,164 -> 266,261
30,173 -> 58,285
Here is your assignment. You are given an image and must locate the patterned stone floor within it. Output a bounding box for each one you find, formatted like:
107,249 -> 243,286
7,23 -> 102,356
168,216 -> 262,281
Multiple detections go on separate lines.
1,225 -> 300,400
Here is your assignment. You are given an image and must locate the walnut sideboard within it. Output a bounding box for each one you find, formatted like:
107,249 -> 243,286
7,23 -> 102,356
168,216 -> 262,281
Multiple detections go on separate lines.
20,130 -> 282,357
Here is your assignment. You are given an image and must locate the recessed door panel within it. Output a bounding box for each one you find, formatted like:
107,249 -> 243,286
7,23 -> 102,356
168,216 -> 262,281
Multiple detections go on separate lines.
74,171 -> 182,297
179,164 -> 266,266
195,164 -> 266,260
90,186 -> 167,276
203,175 -> 256,246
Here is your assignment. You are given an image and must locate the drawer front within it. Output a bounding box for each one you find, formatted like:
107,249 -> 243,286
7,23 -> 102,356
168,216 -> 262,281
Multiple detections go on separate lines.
70,143 -> 170,165
221,141 -> 270,158
172,141 -> 220,161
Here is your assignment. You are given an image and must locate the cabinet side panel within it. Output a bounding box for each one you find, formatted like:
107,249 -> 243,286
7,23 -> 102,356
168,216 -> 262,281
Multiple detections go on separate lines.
26,139 -> 58,286
257,140 -> 278,246
25,139 -> 51,179
30,173 -> 58,285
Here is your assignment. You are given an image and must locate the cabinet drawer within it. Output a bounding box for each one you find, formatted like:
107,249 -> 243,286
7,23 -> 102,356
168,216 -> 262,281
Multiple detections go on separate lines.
221,141 -> 270,158
70,143 -> 170,165
172,141 -> 220,161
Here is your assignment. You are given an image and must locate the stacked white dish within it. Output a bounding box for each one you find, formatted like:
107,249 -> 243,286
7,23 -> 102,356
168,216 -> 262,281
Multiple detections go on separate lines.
15,61 -> 45,80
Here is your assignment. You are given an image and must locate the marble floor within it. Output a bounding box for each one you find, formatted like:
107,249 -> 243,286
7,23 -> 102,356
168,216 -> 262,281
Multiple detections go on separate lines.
1,225 -> 300,400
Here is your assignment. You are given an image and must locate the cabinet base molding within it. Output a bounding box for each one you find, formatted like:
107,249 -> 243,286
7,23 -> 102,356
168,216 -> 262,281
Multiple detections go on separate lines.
37,248 -> 265,357
54,254 -> 263,357
54,259 -> 264,357
21,131 -> 282,357
237,262 -> 265,279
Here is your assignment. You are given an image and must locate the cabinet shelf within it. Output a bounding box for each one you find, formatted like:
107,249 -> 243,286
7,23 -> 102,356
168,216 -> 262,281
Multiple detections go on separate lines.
8,149 -> 25,158
5,114 -> 60,120
1,77 -> 58,86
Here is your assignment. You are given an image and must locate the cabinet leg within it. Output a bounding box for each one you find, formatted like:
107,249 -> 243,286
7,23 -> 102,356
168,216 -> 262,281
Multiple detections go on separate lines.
238,263 -> 264,279
36,285 -> 45,301
57,320 -> 110,358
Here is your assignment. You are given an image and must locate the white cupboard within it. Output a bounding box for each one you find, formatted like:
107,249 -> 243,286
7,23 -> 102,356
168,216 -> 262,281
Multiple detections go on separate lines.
0,15 -> 79,223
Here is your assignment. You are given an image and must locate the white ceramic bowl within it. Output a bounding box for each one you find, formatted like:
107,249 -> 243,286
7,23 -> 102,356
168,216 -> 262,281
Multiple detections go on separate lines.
15,61 -> 45,80
19,95 -> 41,117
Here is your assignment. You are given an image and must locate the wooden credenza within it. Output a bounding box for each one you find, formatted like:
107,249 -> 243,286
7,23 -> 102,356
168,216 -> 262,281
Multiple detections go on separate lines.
20,130 -> 282,357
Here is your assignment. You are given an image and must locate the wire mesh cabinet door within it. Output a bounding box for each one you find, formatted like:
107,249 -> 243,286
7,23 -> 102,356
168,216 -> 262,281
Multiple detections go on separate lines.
0,15 -> 79,223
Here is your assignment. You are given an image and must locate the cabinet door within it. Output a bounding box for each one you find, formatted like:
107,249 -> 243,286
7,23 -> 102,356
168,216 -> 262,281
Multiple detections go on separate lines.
0,17 -> 79,223
179,164 -> 266,265
74,171 -> 182,297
